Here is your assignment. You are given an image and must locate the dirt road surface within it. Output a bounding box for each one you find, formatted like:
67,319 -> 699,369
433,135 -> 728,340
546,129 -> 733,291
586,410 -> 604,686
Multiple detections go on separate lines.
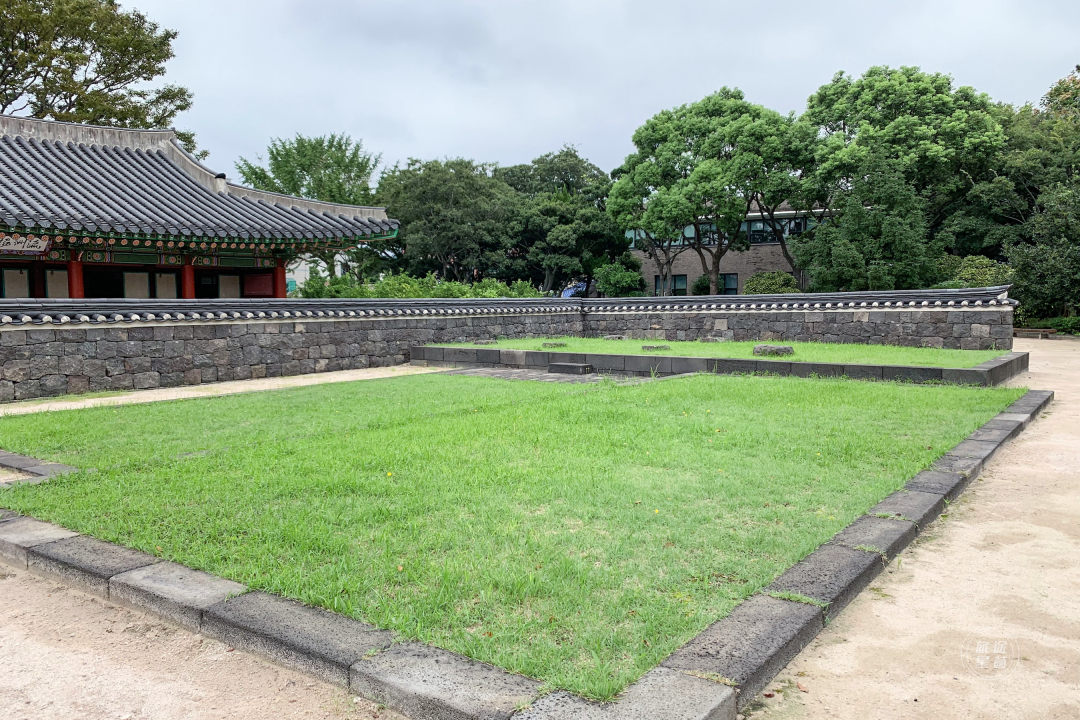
745,338 -> 1079,720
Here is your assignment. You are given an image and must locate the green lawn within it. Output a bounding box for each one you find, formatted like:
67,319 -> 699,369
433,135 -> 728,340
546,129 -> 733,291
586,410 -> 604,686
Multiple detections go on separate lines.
0,373 -> 1021,699
443,337 -> 1006,368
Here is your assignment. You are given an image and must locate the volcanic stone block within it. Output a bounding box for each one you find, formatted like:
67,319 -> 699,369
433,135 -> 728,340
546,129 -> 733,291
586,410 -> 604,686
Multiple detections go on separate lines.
753,344 -> 794,356
830,516 -> 916,559
515,668 -> 735,719
524,351 -> 549,367
625,355 -> 670,374
870,490 -> 947,529
585,354 -> 623,371
641,345 -> 671,351
548,363 -> 593,375
843,364 -> 883,381
0,517 -> 79,566
948,439 -> 1001,461
0,453 -> 42,470
476,348 -> 501,364
941,368 -> 986,385
755,360 -> 791,375
24,463 -> 77,478
0,508 -> 21,523
904,471 -> 969,500
671,356 -> 709,374
881,365 -> 942,383
110,561 -> 247,631
708,358 -> 757,375
968,423 -> 1022,443
542,342 -> 567,348
203,592 -> 392,687
931,453 -> 983,477
1005,390 -> 1054,416
350,642 -> 541,720
443,348 -> 478,363
27,535 -> 159,595
766,544 -> 882,619
500,349 -> 525,367
662,594 -> 822,707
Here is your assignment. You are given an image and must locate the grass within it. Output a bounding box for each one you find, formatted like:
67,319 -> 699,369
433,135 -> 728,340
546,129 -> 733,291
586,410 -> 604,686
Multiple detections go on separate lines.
0,372 -> 1021,699
443,337 -> 1007,368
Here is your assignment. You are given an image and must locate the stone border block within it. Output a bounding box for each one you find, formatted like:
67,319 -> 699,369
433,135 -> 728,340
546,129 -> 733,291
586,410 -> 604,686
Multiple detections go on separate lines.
515,668 -> 736,719
672,357 -> 710,374
870,490 -> 947,529
548,363 -> 593,375
844,364 -> 883,381
350,642 -> 541,720
27,535 -> 159,596
903,472 -> 969,501
625,355 -> 669,374
830,515 -> 916,559
0,517 -> 78,566
881,365 -> 942,383
586,354 -> 624,371
203,591 -> 392,687
765,544 -> 882,619
661,595 -> 822,709
110,561 -> 247,631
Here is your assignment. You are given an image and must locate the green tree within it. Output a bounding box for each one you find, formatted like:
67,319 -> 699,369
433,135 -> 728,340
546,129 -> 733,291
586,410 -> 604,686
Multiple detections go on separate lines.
501,146 -> 627,293
610,89 -> 772,295
1007,181 -> 1080,317
236,134 -> 382,277
794,157 -> 940,291
799,65 -> 1005,279
0,0 -> 201,155
376,158 -> 522,282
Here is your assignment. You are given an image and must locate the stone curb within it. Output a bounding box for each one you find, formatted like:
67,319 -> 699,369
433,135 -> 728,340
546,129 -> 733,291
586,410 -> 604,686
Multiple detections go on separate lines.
0,389 -> 1052,719
0,450 -> 77,487
411,347 -> 1028,387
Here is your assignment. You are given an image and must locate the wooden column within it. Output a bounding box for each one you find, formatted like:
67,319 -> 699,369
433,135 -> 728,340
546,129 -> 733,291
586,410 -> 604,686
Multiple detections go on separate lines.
66,258 -> 84,298
181,262 -> 195,299
273,258 -> 287,298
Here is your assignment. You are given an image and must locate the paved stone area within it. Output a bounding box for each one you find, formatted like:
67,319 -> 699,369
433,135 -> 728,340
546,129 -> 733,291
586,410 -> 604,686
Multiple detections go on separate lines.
744,338 -> 1079,720
0,364 -> 442,417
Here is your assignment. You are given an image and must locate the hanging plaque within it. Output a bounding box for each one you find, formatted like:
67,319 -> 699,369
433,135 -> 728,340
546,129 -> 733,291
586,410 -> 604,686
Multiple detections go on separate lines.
0,233 -> 52,255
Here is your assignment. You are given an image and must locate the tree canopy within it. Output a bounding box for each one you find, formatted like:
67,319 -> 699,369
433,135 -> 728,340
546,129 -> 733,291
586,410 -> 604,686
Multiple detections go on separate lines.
0,0 -> 201,155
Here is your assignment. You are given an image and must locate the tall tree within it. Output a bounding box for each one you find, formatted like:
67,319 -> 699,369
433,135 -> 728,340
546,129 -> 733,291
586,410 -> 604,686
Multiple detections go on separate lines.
500,146 -> 626,293
376,158 -> 522,282
0,0 -> 201,155
236,134 -> 381,276
610,88 -> 770,295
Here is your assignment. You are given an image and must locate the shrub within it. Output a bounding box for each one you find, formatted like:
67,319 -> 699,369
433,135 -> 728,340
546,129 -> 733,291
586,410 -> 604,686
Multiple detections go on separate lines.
954,255 -> 1013,288
595,255 -> 645,297
691,274 -> 711,295
743,271 -> 799,295
291,270 -> 543,299
1017,316 -> 1080,334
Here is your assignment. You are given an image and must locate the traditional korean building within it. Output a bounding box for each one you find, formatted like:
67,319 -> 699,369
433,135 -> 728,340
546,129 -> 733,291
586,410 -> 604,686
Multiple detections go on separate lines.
0,115 -> 397,300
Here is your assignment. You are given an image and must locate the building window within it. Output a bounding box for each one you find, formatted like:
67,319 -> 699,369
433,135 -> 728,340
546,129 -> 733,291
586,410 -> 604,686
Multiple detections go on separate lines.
719,273 -> 738,294
654,274 -> 687,296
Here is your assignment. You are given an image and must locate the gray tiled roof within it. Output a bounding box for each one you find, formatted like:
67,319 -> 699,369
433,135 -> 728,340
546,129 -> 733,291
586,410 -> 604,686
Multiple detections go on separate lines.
0,286 -> 1015,326
0,116 -> 398,243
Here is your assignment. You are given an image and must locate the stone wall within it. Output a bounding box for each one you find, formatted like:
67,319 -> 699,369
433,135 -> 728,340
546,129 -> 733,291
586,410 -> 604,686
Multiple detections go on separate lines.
0,288 -> 1015,403
585,307 -> 1014,350
0,313 -> 584,402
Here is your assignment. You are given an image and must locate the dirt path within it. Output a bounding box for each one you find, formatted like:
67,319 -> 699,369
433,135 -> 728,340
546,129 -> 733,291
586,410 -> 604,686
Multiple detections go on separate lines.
746,338 -> 1080,720
0,364 -> 441,417
0,567 -> 407,720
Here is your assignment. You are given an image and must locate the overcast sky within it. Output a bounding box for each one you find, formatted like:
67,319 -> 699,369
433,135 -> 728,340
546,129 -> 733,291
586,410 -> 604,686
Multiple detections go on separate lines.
131,0 -> 1079,181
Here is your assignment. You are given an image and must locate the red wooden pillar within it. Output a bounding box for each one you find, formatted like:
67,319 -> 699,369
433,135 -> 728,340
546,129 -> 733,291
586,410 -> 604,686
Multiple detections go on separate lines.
181,262 -> 195,299
273,258 -> 287,298
66,258 -> 84,298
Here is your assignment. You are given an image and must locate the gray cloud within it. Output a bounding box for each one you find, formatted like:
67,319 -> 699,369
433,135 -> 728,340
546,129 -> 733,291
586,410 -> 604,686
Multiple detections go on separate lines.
132,0 -> 1079,179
